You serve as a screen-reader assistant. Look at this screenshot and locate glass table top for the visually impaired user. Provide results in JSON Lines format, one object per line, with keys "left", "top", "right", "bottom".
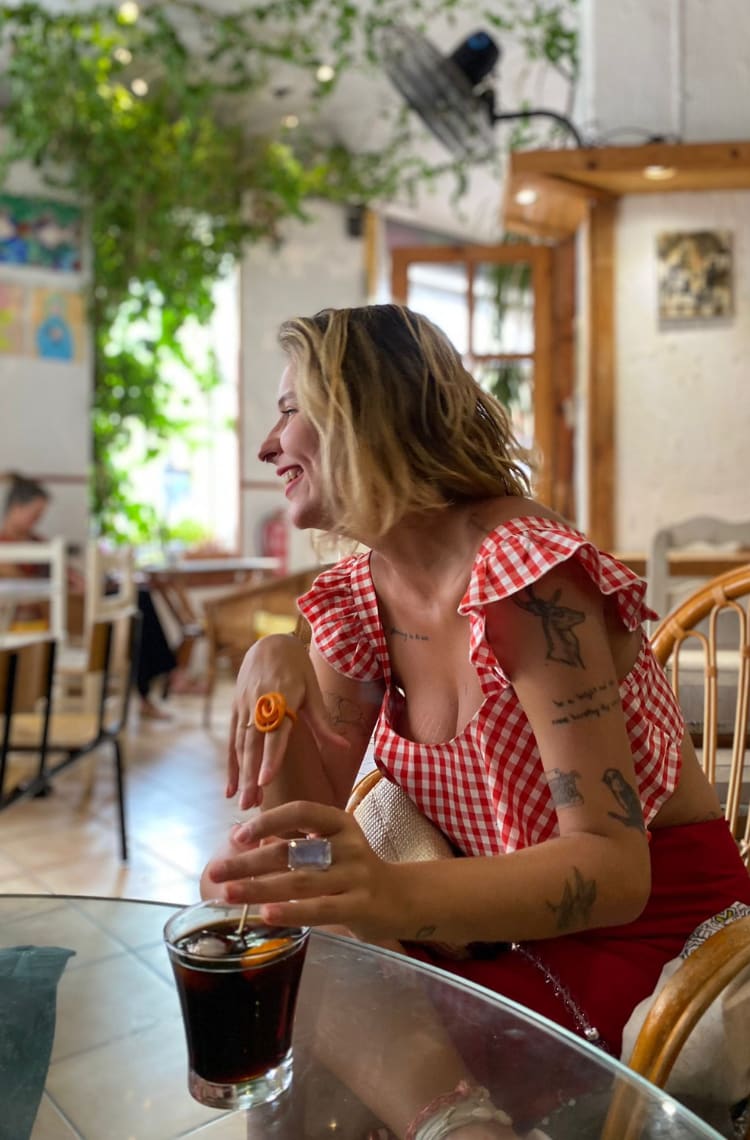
{"left": 0, "top": 894, "right": 724, "bottom": 1140}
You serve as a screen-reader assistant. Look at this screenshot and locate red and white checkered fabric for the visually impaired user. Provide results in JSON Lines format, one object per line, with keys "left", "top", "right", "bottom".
{"left": 298, "top": 517, "right": 684, "bottom": 856}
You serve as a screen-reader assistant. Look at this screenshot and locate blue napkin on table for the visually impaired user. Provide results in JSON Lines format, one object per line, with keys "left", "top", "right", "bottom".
{"left": 0, "top": 945, "right": 75, "bottom": 1140}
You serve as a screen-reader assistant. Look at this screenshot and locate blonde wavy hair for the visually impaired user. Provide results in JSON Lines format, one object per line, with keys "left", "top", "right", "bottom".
{"left": 278, "top": 304, "right": 532, "bottom": 540}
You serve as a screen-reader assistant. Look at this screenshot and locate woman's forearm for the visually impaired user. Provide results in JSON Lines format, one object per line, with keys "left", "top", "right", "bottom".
{"left": 384, "top": 830, "right": 651, "bottom": 946}
{"left": 255, "top": 720, "right": 364, "bottom": 811}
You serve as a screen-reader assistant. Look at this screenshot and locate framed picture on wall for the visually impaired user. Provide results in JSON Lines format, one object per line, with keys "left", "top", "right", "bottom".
{"left": 656, "top": 229, "right": 733, "bottom": 323}
{"left": 0, "top": 193, "right": 83, "bottom": 272}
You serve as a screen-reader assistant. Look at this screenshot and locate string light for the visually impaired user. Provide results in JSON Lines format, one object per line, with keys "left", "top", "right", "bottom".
{"left": 117, "top": 2, "right": 140, "bottom": 24}
{"left": 643, "top": 164, "right": 676, "bottom": 181}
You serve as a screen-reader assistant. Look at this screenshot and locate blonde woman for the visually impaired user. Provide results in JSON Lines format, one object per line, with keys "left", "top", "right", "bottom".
{"left": 203, "top": 305, "right": 750, "bottom": 1138}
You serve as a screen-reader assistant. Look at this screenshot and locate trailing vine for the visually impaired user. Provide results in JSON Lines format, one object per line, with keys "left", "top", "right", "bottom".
{"left": 0, "top": 0, "right": 578, "bottom": 540}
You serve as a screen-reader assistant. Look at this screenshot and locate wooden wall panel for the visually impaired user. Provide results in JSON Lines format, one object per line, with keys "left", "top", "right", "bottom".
{"left": 587, "top": 200, "right": 616, "bottom": 550}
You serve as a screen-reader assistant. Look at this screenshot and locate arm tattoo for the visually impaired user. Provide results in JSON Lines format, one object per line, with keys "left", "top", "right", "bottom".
{"left": 550, "top": 679, "right": 620, "bottom": 727}
{"left": 547, "top": 767, "right": 583, "bottom": 810}
{"left": 513, "top": 585, "right": 585, "bottom": 667}
{"left": 415, "top": 925, "right": 437, "bottom": 939}
{"left": 603, "top": 768, "right": 646, "bottom": 832}
{"left": 323, "top": 693, "right": 369, "bottom": 740}
{"left": 547, "top": 867, "right": 597, "bottom": 931}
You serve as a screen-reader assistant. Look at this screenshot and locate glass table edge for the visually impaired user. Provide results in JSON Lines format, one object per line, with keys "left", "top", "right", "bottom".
{"left": 0, "top": 894, "right": 722, "bottom": 1138}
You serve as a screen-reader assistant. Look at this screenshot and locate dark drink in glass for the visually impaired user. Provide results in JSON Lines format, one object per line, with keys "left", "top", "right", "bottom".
{"left": 164, "top": 901, "right": 309, "bottom": 1109}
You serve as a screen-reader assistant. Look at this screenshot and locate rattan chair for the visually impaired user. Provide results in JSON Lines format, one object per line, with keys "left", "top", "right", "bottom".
{"left": 602, "top": 914, "right": 750, "bottom": 1139}
{"left": 650, "top": 561, "right": 750, "bottom": 867}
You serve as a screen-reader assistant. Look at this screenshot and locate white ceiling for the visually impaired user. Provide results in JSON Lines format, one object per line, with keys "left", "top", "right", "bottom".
{"left": 6, "top": 0, "right": 577, "bottom": 243}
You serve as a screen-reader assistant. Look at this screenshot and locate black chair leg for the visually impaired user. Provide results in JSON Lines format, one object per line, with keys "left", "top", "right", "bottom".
{"left": 113, "top": 738, "right": 128, "bottom": 862}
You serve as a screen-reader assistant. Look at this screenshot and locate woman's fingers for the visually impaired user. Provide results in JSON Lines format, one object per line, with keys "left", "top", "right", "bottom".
{"left": 226, "top": 707, "right": 240, "bottom": 798}
{"left": 237, "top": 715, "right": 265, "bottom": 809}
{"left": 238, "top": 799, "right": 348, "bottom": 844}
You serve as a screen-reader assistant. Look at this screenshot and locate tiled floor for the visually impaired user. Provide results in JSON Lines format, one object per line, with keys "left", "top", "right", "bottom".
{"left": 0, "top": 676, "right": 242, "bottom": 906}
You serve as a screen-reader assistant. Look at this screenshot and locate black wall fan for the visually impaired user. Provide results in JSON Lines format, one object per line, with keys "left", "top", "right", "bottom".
{"left": 379, "top": 25, "right": 584, "bottom": 161}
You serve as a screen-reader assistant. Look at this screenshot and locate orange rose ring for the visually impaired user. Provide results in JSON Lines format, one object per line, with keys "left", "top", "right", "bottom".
{"left": 252, "top": 691, "right": 298, "bottom": 733}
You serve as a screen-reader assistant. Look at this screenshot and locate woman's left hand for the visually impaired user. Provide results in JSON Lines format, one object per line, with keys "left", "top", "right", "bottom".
{"left": 203, "top": 801, "right": 397, "bottom": 943}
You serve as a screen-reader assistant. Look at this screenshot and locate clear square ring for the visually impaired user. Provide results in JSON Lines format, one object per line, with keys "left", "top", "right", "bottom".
{"left": 287, "top": 837, "right": 332, "bottom": 871}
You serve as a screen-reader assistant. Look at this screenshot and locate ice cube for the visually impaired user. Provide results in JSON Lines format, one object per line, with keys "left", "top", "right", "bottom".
{"left": 186, "top": 933, "right": 231, "bottom": 958}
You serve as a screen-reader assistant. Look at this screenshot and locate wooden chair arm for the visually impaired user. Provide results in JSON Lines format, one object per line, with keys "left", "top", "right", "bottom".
{"left": 624, "top": 914, "right": 750, "bottom": 1088}
{"left": 602, "top": 915, "right": 750, "bottom": 1140}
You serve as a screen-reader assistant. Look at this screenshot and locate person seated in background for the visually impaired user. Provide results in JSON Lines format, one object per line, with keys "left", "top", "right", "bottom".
{"left": 0, "top": 473, "right": 85, "bottom": 624}
{"left": 200, "top": 304, "right": 750, "bottom": 1139}
{"left": 0, "top": 470, "right": 176, "bottom": 720}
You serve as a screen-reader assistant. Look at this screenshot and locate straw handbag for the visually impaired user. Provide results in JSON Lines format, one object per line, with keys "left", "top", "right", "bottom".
{"left": 348, "top": 770, "right": 456, "bottom": 864}
{"left": 348, "top": 771, "right": 472, "bottom": 958}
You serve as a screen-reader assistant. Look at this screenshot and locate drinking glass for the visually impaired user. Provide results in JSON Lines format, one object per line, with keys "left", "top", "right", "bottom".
{"left": 164, "top": 900, "right": 309, "bottom": 1109}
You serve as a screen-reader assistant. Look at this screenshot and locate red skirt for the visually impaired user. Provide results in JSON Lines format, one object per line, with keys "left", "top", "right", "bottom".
{"left": 407, "top": 819, "right": 750, "bottom": 1057}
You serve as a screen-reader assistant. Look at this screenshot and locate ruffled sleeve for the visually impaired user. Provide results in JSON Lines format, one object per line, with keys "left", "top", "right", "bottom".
{"left": 297, "top": 555, "right": 384, "bottom": 682}
{"left": 458, "top": 519, "right": 656, "bottom": 677}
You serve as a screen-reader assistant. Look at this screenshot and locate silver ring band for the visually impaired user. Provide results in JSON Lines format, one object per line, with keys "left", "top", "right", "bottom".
{"left": 288, "top": 836, "right": 332, "bottom": 871}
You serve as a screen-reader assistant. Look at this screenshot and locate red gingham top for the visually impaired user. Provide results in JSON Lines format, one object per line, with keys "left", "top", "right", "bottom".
{"left": 298, "top": 517, "right": 685, "bottom": 857}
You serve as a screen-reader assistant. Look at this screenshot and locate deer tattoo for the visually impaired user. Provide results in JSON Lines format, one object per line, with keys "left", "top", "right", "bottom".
{"left": 513, "top": 585, "right": 585, "bottom": 667}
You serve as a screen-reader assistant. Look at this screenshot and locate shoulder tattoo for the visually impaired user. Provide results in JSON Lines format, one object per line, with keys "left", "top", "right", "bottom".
{"left": 513, "top": 585, "right": 585, "bottom": 668}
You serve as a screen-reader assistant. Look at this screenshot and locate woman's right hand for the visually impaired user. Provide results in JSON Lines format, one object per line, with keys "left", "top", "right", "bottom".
{"left": 227, "top": 634, "right": 348, "bottom": 810}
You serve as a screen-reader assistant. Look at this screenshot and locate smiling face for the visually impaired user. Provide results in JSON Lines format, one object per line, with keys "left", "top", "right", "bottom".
{"left": 257, "top": 362, "right": 328, "bottom": 531}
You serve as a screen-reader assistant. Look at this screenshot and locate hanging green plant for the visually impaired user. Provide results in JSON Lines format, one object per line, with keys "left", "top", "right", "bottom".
{"left": 0, "top": 0, "right": 578, "bottom": 540}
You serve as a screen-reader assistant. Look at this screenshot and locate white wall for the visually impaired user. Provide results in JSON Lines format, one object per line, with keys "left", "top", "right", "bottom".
{"left": 0, "top": 140, "right": 90, "bottom": 547}
{"left": 239, "top": 201, "right": 367, "bottom": 572}
{"left": 580, "top": 0, "right": 750, "bottom": 548}
{"left": 615, "top": 190, "right": 750, "bottom": 547}
{"left": 580, "top": 0, "right": 750, "bottom": 143}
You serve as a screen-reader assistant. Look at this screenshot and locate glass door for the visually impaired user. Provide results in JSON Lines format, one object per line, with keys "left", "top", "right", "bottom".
{"left": 391, "top": 241, "right": 574, "bottom": 520}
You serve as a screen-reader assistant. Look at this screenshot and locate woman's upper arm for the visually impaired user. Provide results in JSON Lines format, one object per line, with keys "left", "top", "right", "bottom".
{"left": 485, "top": 560, "right": 647, "bottom": 843}
{"left": 308, "top": 641, "right": 384, "bottom": 804}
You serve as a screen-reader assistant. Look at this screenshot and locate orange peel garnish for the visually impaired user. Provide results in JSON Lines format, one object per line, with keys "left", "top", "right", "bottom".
{"left": 253, "top": 692, "right": 297, "bottom": 733}
{"left": 240, "top": 937, "right": 293, "bottom": 968}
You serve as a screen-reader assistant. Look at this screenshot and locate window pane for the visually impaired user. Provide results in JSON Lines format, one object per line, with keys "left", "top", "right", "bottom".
{"left": 406, "top": 261, "right": 469, "bottom": 354}
{"left": 474, "top": 357, "right": 534, "bottom": 455}
{"left": 473, "top": 261, "right": 533, "bottom": 355}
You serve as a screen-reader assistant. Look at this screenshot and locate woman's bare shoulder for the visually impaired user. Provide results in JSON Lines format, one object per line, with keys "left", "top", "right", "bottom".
{"left": 466, "top": 496, "right": 569, "bottom": 536}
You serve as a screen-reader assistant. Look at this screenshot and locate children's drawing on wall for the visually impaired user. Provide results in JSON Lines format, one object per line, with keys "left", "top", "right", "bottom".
{"left": 0, "top": 194, "right": 83, "bottom": 272}
{"left": 656, "top": 230, "right": 733, "bottom": 323}
{"left": 31, "top": 288, "right": 84, "bottom": 361}
{"left": 0, "top": 283, "right": 27, "bottom": 354}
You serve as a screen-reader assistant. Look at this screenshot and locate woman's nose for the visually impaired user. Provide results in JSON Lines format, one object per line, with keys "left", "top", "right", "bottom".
{"left": 258, "top": 430, "right": 279, "bottom": 464}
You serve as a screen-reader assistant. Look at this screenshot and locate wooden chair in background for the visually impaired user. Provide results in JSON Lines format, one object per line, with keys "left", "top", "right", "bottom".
{"left": 201, "top": 566, "right": 325, "bottom": 726}
{"left": 57, "top": 541, "right": 137, "bottom": 712}
{"left": 145, "top": 571, "right": 206, "bottom": 684}
{"left": 0, "top": 637, "right": 56, "bottom": 800}
{"left": 647, "top": 515, "right": 750, "bottom": 621}
{"left": 0, "top": 537, "right": 67, "bottom": 639}
{"left": 0, "top": 610, "right": 141, "bottom": 860}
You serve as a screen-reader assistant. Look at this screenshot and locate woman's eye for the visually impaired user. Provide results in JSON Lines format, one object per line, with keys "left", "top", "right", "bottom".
{"left": 281, "top": 408, "right": 297, "bottom": 419}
